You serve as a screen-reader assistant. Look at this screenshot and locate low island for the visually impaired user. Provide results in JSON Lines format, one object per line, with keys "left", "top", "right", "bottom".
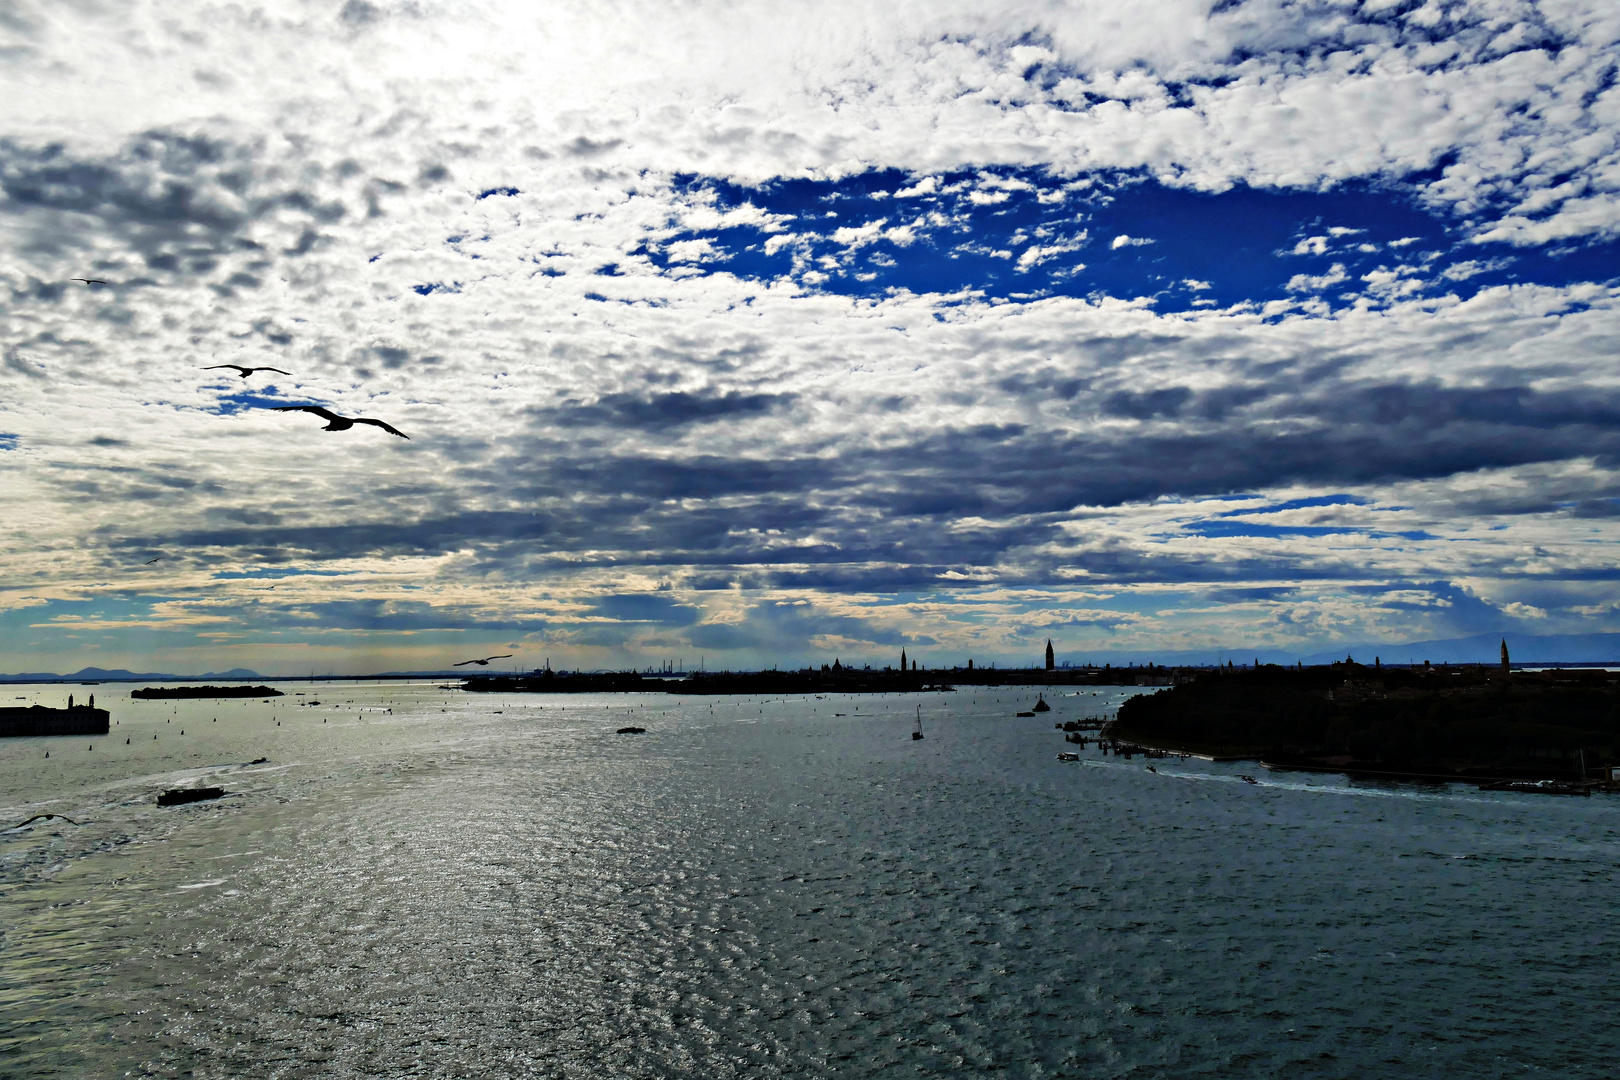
{"left": 1112, "top": 661, "right": 1618, "bottom": 783}
{"left": 131, "top": 685, "right": 284, "bottom": 699}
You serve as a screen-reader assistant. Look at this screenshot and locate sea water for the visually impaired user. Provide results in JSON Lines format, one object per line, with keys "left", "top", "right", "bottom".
{"left": 1, "top": 681, "right": 1616, "bottom": 1078}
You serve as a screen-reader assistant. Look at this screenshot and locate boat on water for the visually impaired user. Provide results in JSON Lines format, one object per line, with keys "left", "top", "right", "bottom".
{"left": 1032, "top": 694, "right": 1051, "bottom": 713}
{"left": 1057, "top": 751, "right": 1079, "bottom": 761}
{"left": 1239, "top": 774, "right": 1259, "bottom": 784}
{"left": 157, "top": 786, "right": 224, "bottom": 806}
{"left": 1478, "top": 778, "right": 1590, "bottom": 796}
{"left": 912, "top": 705, "right": 924, "bottom": 740}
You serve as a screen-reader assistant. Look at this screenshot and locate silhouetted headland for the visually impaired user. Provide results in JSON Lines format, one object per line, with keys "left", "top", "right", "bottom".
{"left": 1, "top": 699, "right": 110, "bottom": 736}
{"left": 132, "top": 685, "right": 284, "bottom": 699}
{"left": 1112, "top": 659, "right": 1620, "bottom": 785}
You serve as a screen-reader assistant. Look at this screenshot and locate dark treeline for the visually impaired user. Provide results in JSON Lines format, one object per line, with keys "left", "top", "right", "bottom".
{"left": 131, "top": 685, "right": 284, "bottom": 699}
{"left": 1113, "top": 663, "right": 1620, "bottom": 779}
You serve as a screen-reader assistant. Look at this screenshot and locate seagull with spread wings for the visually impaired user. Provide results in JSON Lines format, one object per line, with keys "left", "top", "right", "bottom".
{"left": 203, "top": 364, "right": 293, "bottom": 379}
{"left": 71, "top": 278, "right": 108, "bottom": 285}
{"left": 454, "top": 654, "right": 513, "bottom": 667}
{"left": 271, "top": 405, "right": 409, "bottom": 439}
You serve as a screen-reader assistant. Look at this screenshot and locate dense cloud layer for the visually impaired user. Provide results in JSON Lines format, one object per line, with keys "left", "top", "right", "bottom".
{"left": 1, "top": 0, "right": 1617, "bottom": 673}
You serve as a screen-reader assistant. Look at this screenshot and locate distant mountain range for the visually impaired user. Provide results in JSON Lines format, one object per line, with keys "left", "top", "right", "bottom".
{"left": 0, "top": 666, "right": 267, "bottom": 682}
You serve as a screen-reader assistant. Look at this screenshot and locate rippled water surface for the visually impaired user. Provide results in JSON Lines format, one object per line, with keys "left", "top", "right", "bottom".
{"left": 2, "top": 681, "right": 1617, "bottom": 1078}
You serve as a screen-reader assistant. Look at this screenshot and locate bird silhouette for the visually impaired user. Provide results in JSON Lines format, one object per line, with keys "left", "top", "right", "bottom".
{"left": 454, "top": 654, "right": 513, "bottom": 666}
{"left": 144, "top": 556, "right": 164, "bottom": 565}
{"left": 71, "top": 278, "right": 108, "bottom": 285}
{"left": 271, "top": 405, "right": 409, "bottom": 439}
{"left": 203, "top": 364, "right": 292, "bottom": 379}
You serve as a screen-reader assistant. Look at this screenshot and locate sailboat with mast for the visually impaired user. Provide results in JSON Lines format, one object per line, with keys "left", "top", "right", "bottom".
{"left": 913, "top": 705, "right": 924, "bottom": 740}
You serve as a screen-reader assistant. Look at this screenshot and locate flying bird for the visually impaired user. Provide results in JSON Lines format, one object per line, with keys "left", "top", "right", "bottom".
{"left": 454, "top": 654, "right": 513, "bottom": 667}
{"left": 71, "top": 278, "right": 108, "bottom": 285}
{"left": 203, "top": 364, "right": 293, "bottom": 379}
{"left": 144, "top": 556, "right": 164, "bottom": 565}
{"left": 271, "top": 405, "right": 409, "bottom": 439}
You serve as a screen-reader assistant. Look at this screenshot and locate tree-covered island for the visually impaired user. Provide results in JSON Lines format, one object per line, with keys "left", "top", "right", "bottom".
{"left": 1112, "top": 661, "right": 1619, "bottom": 781}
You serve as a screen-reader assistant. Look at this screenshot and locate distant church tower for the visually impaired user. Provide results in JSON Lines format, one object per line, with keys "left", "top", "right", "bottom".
{"left": 1045, "top": 639, "right": 1055, "bottom": 671}
{"left": 900, "top": 648, "right": 907, "bottom": 672}
{"left": 1500, "top": 638, "right": 1510, "bottom": 674}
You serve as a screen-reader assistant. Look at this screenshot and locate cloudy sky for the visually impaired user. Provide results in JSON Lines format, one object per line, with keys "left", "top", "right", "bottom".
{"left": 2, "top": 0, "right": 1618, "bottom": 674}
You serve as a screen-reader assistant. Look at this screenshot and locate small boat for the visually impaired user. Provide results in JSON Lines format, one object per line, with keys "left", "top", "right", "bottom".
{"left": 1031, "top": 694, "right": 1050, "bottom": 713}
{"left": 912, "top": 705, "right": 924, "bottom": 740}
{"left": 615, "top": 726, "right": 646, "bottom": 735}
{"left": 157, "top": 786, "right": 224, "bottom": 806}
{"left": 1239, "top": 774, "right": 1258, "bottom": 784}
{"left": 1016, "top": 711, "right": 1036, "bottom": 717}
{"left": 1057, "top": 752, "right": 1079, "bottom": 761}
{"left": 1146, "top": 764, "right": 1156, "bottom": 773}
{"left": 1478, "top": 779, "right": 1589, "bottom": 796}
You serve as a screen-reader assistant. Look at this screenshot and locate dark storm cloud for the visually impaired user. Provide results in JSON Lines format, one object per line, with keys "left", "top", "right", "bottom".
{"left": 259, "top": 598, "right": 546, "bottom": 633}
{"left": 586, "top": 594, "right": 702, "bottom": 625}
{"left": 542, "top": 388, "right": 793, "bottom": 432}
{"left": 867, "top": 380, "right": 1620, "bottom": 520}
{"left": 0, "top": 132, "right": 344, "bottom": 278}
{"left": 77, "top": 368, "right": 1616, "bottom": 592}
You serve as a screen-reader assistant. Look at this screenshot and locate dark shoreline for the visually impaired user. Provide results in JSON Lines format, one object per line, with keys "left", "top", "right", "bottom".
{"left": 1111, "top": 663, "right": 1620, "bottom": 785}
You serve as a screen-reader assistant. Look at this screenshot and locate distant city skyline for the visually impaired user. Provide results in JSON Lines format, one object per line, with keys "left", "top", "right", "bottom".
{"left": 2, "top": 2, "right": 1618, "bottom": 675}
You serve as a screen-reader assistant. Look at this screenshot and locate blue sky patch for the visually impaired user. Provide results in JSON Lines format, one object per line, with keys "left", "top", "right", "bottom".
{"left": 1219, "top": 494, "right": 1368, "bottom": 517}
{"left": 197, "top": 388, "right": 296, "bottom": 415}
{"left": 1182, "top": 520, "right": 1437, "bottom": 541}
{"left": 649, "top": 170, "right": 1620, "bottom": 311}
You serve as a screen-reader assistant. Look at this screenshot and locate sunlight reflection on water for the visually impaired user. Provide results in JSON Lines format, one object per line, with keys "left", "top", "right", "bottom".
{"left": 1, "top": 682, "right": 1617, "bottom": 1077}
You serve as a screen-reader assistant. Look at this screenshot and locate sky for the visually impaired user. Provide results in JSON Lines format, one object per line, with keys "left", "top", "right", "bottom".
{"left": 2, "top": 0, "right": 1619, "bottom": 675}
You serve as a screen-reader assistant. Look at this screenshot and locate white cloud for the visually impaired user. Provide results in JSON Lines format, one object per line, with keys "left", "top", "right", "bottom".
{"left": 665, "top": 238, "right": 726, "bottom": 262}
{"left": 1285, "top": 263, "right": 1349, "bottom": 292}
{"left": 1, "top": 0, "right": 1619, "bottom": 671}
{"left": 1110, "top": 234, "right": 1153, "bottom": 249}
{"left": 831, "top": 219, "right": 888, "bottom": 248}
